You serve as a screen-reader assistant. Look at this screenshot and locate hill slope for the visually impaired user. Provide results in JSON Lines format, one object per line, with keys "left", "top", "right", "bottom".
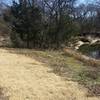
{"left": 0, "top": 48, "right": 99, "bottom": 100}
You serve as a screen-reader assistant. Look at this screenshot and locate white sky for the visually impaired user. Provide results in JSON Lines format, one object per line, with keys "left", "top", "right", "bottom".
{"left": 2, "top": 0, "right": 96, "bottom": 5}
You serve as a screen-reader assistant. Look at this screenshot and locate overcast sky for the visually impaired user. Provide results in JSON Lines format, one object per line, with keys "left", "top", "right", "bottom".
{"left": 1, "top": 0, "right": 95, "bottom": 5}
{"left": 78, "top": 0, "right": 96, "bottom": 4}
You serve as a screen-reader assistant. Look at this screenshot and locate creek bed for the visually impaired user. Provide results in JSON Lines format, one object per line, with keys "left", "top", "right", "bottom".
{"left": 89, "top": 50, "right": 100, "bottom": 59}
{"left": 79, "top": 44, "right": 100, "bottom": 60}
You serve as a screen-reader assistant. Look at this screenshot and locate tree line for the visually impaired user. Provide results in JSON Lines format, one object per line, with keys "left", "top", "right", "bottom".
{"left": 1, "top": 0, "right": 100, "bottom": 49}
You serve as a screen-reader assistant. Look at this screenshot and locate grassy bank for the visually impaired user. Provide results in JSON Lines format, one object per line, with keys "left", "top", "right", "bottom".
{"left": 5, "top": 48, "right": 100, "bottom": 96}
{"left": 64, "top": 47, "right": 100, "bottom": 67}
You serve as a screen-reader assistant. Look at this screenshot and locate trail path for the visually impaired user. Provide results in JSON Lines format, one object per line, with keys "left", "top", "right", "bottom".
{"left": 0, "top": 48, "right": 99, "bottom": 100}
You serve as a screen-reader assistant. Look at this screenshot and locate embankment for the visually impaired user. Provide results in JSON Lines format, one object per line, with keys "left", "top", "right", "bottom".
{"left": 64, "top": 47, "right": 100, "bottom": 67}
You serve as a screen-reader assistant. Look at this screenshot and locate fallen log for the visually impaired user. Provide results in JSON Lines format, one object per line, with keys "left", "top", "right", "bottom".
{"left": 63, "top": 47, "right": 100, "bottom": 67}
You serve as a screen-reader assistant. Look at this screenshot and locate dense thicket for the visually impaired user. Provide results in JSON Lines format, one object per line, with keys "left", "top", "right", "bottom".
{"left": 10, "top": 0, "right": 42, "bottom": 48}
{"left": 2, "top": 0, "right": 100, "bottom": 48}
{"left": 3, "top": 0, "right": 79, "bottom": 48}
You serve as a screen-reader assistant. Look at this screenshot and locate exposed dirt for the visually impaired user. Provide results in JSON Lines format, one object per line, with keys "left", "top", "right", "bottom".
{"left": 0, "top": 48, "right": 99, "bottom": 100}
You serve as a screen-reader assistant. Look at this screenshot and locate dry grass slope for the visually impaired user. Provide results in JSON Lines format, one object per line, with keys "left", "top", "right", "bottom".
{"left": 0, "top": 48, "right": 99, "bottom": 100}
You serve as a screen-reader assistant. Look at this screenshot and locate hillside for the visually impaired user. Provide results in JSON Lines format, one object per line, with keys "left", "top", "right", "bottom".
{"left": 0, "top": 48, "right": 99, "bottom": 100}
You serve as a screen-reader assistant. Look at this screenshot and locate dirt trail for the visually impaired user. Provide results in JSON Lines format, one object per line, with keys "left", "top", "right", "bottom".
{"left": 0, "top": 48, "right": 99, "bottom": 100}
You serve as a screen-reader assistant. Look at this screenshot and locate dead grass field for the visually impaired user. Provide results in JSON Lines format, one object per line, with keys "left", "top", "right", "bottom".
{"left": 0, "top": 48, "right": 99, "bottom": 100}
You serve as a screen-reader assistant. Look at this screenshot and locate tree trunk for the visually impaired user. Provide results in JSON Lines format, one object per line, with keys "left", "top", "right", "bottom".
{"left": 27, "top": 34, "right": 30, "bottom": 48}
